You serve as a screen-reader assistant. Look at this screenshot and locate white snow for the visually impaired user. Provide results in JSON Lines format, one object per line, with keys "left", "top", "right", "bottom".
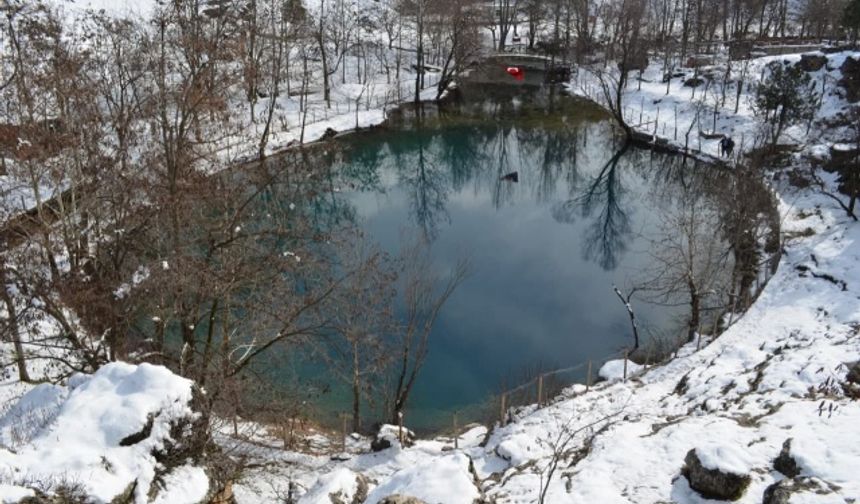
{"left": 0, "top": 362, "right": 201, "bottom": 503}
{"left": 693, "top": 445, "right": 754, "bottom": 475}
{"left": 598, "top": 358, "right": 645, "bottom": 381}
{"left": 298, "top": 468, "right": 362, "bottom": 504}
{"left": 152, "top": 464, "right": 210, "bottom": 504}
{"left": 363, "top": 453, "right": 479, "bottom": 504}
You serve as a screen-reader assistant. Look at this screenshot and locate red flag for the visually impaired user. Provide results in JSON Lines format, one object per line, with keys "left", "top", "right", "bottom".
{"left": 505, "top": 66, "right": 525, "bottom": 81}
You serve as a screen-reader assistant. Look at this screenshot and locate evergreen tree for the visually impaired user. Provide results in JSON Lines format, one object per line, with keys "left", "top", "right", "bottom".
{"left": 754, "top": 62, "right": 819, "bottom": 146}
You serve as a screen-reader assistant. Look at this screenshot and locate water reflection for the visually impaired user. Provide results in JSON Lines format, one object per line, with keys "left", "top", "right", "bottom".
{"left": 272, "top": 95, "right": 739, "bottom": 427}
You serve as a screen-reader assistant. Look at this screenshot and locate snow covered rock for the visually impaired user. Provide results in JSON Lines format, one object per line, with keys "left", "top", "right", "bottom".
{"left": 598, "top": 358, "right": 644, "bottom": 382}
{"left": 762, "top": 477, "right": 840, "bottom": 504}
{"left": 0, "top": 362, "right": 210, "bottom": 503}
{"left": 682, "top": 446, "right": 753, "bottom": 501}
{"left": 371, "top": 424, "right": 415, "bottom": 452}
{"left": 377, "top": 496, "right": 427, "bottom": 504}
{"left": 364, "top": 453, "right": 479, "bottom": 504}
{"left": 299, "top": 468, "right": 369, "bottom": 504}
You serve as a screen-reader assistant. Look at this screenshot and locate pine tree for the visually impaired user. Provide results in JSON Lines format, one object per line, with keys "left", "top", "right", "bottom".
{"left": 754, "top": 62, "right": 819, "bottom": 146}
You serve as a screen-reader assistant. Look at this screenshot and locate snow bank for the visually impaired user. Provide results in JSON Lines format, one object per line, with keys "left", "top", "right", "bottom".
{"left": 298, "top": 468, "right": 363, "bottom": 504}
{"left": 151, "top": 464, "right": 210, "bottom": 504}
{"left": 364, "top": 453, "right": 479, "bottom": 504}
{"left": 598, "top": 358, "right": 644, "bottom": 381}
{"left": 0, "top": 362, "right": 207, "bottom": 503}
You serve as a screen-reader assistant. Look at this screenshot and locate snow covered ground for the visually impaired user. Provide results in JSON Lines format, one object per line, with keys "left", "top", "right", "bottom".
{"left": 570, "top": 51, "right": 858, "bottom": 160}
{"left": 0, "top": 362, "right": 208, "bottom": 503}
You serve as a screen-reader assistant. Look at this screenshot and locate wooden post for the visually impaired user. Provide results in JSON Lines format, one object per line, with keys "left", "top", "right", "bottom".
{"left": 341, "top": 413, "right": 347, "bottom": 453}
{"left": 586, "top": 360, "right": 592, "bottom": 392}
{"left": 674, "top": 105, "right": 678, "bottom": 140}
{"left": 537, "top": 375, "right": 544, "bottom": 407}
{"left": 453, "top": 412, "right": 459, "bottom": 450}
{"left": 397, "top": 412, "right": 404, "bottom": 445}
{"left": 623, "top": 350, "right": 628, "bottom": 382}
{"left": 500, "top": 393, "right": 507, "bottom": 426}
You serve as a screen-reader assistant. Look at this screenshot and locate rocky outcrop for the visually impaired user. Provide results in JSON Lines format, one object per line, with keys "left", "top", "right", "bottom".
{"left": 762, "top": 477, "right": 834, "bottom": 504}
{"left": 682, "top": 448, "right": 751, "bottom": 501}
{"left": 846, "top": 361, "right": 860, "bottom": 385}
{"left": 798, "top": 54, "right": 827, "bottom": 72}
{"left": 772, "top": 439, "right": 800, "bottom": 478}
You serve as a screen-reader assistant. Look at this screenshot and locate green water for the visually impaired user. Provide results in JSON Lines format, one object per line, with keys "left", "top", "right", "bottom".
{"left": 258, "top": 90, "right": 729, "bottom": 430}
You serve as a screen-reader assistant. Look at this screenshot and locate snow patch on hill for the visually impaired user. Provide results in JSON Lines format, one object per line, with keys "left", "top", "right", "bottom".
{"left": 0, "top": 362, "right": 205, "bottom": 503}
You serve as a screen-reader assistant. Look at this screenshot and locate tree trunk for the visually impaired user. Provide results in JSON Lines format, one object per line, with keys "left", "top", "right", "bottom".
{"left": 352, "top": 340, "right": 361, "bottom": 433}
{"left": 1, "top": 267, "right": 30, "bottom": 382}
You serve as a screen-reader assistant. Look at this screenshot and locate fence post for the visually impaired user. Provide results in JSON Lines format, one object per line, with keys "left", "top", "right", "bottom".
{"left": 623, "top": 350, "right": 628, "bottom": 382}
{"left": 453, "top": 412, "right": 459, "bottom": 450}
{"left": 674, "top": 105, "right": 678, "bottom": 140}
{"left": 397, "top": 412, "right": 404, "bottom": 444}
{"left": 586, "top": 360, "right": 592, "bottom": 392}
{"left": 341, "top": 413, "right": 347, "bottom": 453}
{"left": 537, "top": 374, "right": 544, "bottom": 407}
{"left": 499, "top": 393, "right": 507, "bottom": 427}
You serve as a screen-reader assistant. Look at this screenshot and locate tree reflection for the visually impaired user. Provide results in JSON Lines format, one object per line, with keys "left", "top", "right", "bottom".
{"left": 552, "top": 143, "right": 631, "bottom": 270}
{"left": 394, "top": 125, "right": 450, "bottom": 242}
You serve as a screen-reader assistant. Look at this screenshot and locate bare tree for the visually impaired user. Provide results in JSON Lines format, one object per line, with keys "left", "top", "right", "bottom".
{"left": 389, "top": 240, "right": 468, "bottom": 423}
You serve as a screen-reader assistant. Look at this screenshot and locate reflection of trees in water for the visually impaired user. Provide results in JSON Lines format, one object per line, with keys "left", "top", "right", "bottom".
{"left": 552, "top": 143, "right": 631, "bottom": 271}
{"left": 437, "top": 126, "right": 485, "bottom": 192}
{"left": 391, "top": 127, "right": 451, "bottom": 242}
{"left": 272, "top": 149, "right": 359, "bottom": 232}
{"left": 516, "top": 125, "right": 584, "bottom": 204}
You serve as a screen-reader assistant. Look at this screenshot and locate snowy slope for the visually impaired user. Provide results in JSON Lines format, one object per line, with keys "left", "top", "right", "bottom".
{"left": 0, "top": 362, "right": 208, "bottom": 504}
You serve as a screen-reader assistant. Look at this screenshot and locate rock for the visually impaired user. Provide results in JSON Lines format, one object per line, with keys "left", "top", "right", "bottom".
{"left": 773, "top": 439, "right": 800, "bottom": 478}
{"left": 151, "top": 385, "right": 210, "bottom": 471}
{"left": 762, "top": 477, "right": 832, "bottom": 504}
{"left": 370, "top": 436, "right": 392, "bottom": 452}
{"left": 686, "top": 54, "right": 715, "bottom": 68}
{"left": 110, "top": 481, "right": 137, "bottom": 504}
{"left": 729, "top": 40, "right": 754, "bottom": 60}
{"left": 827, "top": 144, "right": 860, "bottom": 169}
{"left": 682, "top": 448, "right": 752, "bottom": 501}
{"left": 684, "top": 77, "right": 705, "bottom": 88}
{"left": 799, "top": 53, "right": 827, "bottom": 72}
{"left": 846, "top": 361, "right": 860, "bottom": 385}
{"left": 371, "top": 424, "right": 415, "bottom": 452}
{"left": 378, "top": 496, "right": 427, "bottom": 504}
{"left": 299, "top": 469, "right": 369, "bottom": 504}
{"left": 839, "top": 57, "right": 860, "bottom": 102}
{"left": 322, "top": 127, "right": 338, "bottom": 139}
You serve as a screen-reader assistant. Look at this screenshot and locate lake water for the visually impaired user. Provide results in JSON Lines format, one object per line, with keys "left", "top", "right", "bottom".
{"left": 271, "top": 87, "right": 729, "bottom": 430}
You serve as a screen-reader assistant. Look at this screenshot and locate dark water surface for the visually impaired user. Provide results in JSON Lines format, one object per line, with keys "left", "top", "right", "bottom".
{"left": 273, "top": 89, "right": 726, "bottom": 429}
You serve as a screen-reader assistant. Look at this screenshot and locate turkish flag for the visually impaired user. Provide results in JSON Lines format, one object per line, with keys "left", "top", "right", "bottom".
{"left": 506, "top": 66, "right": 525, "bottom": 81}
